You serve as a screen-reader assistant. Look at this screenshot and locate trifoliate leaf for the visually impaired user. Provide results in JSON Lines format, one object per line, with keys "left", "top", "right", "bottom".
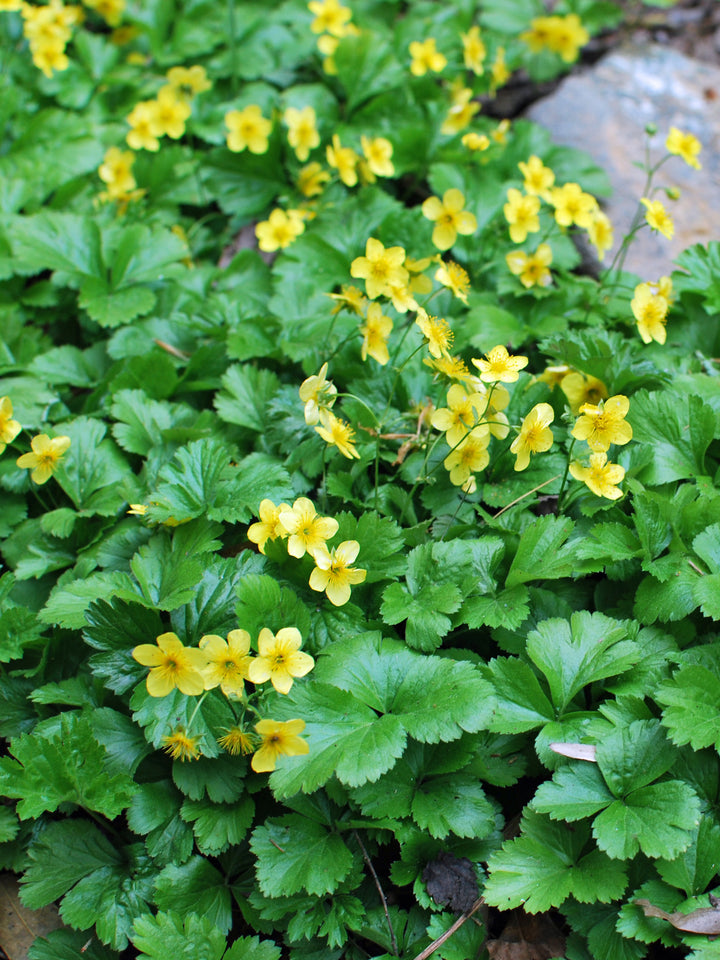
{"left": 126, "top": 780, "right": 194, "bottom": 866}
{"left": 224, "top": 936, "right": 282, "bottom": 960}
{"left": 505, "top": 515, "right": 575, "bottom": 587}
{"left": 180, "top": 795, "right": 255, "bottom": 855}
{"left": 533, "top": 762, "right": 615, "bottom": 822}
{"left": 333, "top": 511, "right": 406, "bottom": 583}
{"left": 79, "top": 279, "right": 156, "bottom": 328}
{"left": 251, "top": 814, "right": 356, "bottom": 897}
{"left": 209, "top": 453, "right": 294, "bottom": 524}
{"left": 595, "top": 720, "right": 677, "bottom": 796}
{"left": 411, "top": 775, "right": 496, "bottom": 840}
{"left": 83, "top": 598, "right": 165, "bottom": 695}
{"left": 484, "top": 811, "right": 628, "bottom": 912}
{"left": 110, "top": 389, "right": 176, "bottom": 456}
{"left": 656, "top": 663, "right": 720, "bottom": 751}
{"left": 381, "top": 580, "right": 461, "bottom": 651}
{"left": 54, "top": 417, "right": 129, "bottom": 516}
{"left": 90, "top": 707, "right": 153, "bottom": 778}
{"left": 10, "top": 210, "right": 103, "bottom": 278}
{"left": 171, "top": 753, "right": 246, "bottom": 803}
{"left": 694, "top": 573, "right": 720, "bottom": 620}
{"left": 628, "top": 391, "right": 717, "bottom": 483}
{"left": 634, "top": 568, "right": 698, "bottom": 624}
{"left": 592, "top": 781, "right": 701, "bottom": 860}
{"left": 21, "top": 820, "right": 122, "bottom": 909}
{"left": 234, "top": 573, "right": 312, "bottom": 644}
{"left": 460, "top": 585, "right": 530, "bottom": 630}
{"left": 0, "top": 712, "right": 136, "bottom": 820}
{"left": 574, "top": 521, "right": 642, "bottom": 563}
{"left": 214, "top": 364, "right": 280, "bottom": 431}
{"left": 484, "top": 657, "right": 555, "bottom": 733}
{"left": 128, "top": 534, "right": 205, "bottom": 611}
{"left": 131, "top": 910, "right": 227, "bottom": 960}
{"left": 148, "top": 438, "right": 235, "bottom": 522}
{"left": 40, "top": 570, "right": 137, "bottom": 630}
{"left": 525, "top": 611, "right": 635, "bottom": 713}
{"left": 154, "top": 857, "right": 233, "bottom": 934}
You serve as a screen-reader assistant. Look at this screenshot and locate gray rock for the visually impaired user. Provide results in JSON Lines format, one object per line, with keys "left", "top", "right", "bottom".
{"left": 526, "top": 44, "right": 720, "bottom": 280}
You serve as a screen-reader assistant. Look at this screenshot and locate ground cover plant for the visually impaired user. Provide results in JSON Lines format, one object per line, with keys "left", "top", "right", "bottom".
{"left": 1, "top": 0, "right": 719, "bottom": 957}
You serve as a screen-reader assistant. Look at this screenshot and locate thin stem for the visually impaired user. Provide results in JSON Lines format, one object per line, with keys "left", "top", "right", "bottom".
{"left": 227, "top": 0, "right": 238, "bottom": 95}
{"left": 353, "top": 831, "right": 398, "bottom": 956}
{"left": 186, "top": 691, "right": 209, "bottom": 731}
{"left": 411, "top": 899, "right": 485, "bottom": 960}
{"left": 493, "top": 474, "right": 561, "bottom": 519}
{"left": 556, "top": 437, "right": 577, "bottom": 513}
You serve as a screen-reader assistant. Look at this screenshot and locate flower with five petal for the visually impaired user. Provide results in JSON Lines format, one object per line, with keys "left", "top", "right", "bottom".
{"left": 199, "top": 629, "right": 254, "bottom": 697}
{"left": 361, "top": 302, "right": 393, "bottom": 365}
{"left": 416, "top": 310, "right": 454, "bottom": 359}
{"left": 435, "top": 261, "right": 471, "bottom": 303}
{"left": 247, "top": 499, "right": 291, "bottom": 554}
{"left": 472, "top": 345, "right": 528, "bottom": 383}
{"left": 505, "top": 244, "right": 553, "bottom": 288}
{"left": 571, "top": 395, "right": 632, "bottom": 452}
{"left": 409, "top": 37, "right": 447, "bottom": 76}
{"left": 248, "top": 627, "right": 314, "bottom": 694}
{"left": 350, "top": 238, "right": 408, "bottom": 299}
{"left": 284, "top": 105, "right": 320, "bottom": 161}
{"left": 666, "top": 127, "right": 701, "bottom": 170}
{"left": 16, "top": 434, "right": 71, "bottom": 484}
{"left": 431, "top": 384, "right": 489, "bottom": 447}
{"left": 422, "top": 189, "right": 477, "bottom": 251}
{"left": 550, "top": 182, "right": 597, "bottom": 229}
{"left": 309, "top": 540, "right": 367, "bottom": 606}
{"left": 510, "top": 402, "right": 554, "bottom": 471}
{"left": 0, "top": 397, "right": 21, "bottom": 454}
{"left": 251, "top": 718, "right": 309, "bottom": 772}
{"left": 631, "top": 282, "right": 669, "bottom": 345}
{"left": 225, "top": 104, "right": 272, "bottom": 154}
{"left": 570, "top": 452, "right": 625, "bottom": 500}
{"left": 503, "top": 188, "right": 540, "bottom": 243}
{"left": 641, "top": 198, "right": 674, "bottom": 239}
{"left": 132, "top": 632, "right": 208, "bottom": 697}
{"left": 443, "top": 432, "right": 490, "bottom": 486}
{"left": 279, "top": 497, "right": 339, "bottom": 559}
{"left": 299, "top": 362, "right": 337, "bottom": 425}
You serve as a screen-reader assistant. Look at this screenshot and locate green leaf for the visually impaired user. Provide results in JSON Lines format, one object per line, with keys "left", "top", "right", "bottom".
{"left": 40, "top": 570, "right": 137, "bottom": 630}
{"left": 224, "top": 937, "right": 281, "bottom": 960}
{"left": 10, "top": 210, "right": 103, "bottom": 279}
{"left": 126, "top": 780, "right": 194, "bottom": 866}
{"left": 335, "top": 32, "right": 405, "bottom": 112}
{"left": 234, "top": 572, "right": 311, "bottom": 640}
{"left": 574, "top": 522, "right": 642, "bottom": 564}
{"left": 333, "top": 511, "right": 406, "bottom": 584}
{"left": 526, "top": 611, "right": 635, "bottom": 713}
{"left": 505, "top": 515, "right": 576, "bottom": 587}
{"left": 381, "top": 580, "right": 461, "bottom": 651}
{"left": 209, "top": 453, "right": 294, "bottom": 524}
{"left": 656, "top": 817, "right": 720, "bottom": 898}
{"left": 54, "top": 417, "right": 129, "bottom": 516}
{"left": 674, "top": 241, "right": 720, "bottom": 313}
{"left": 628, "top": 391, "right": 717, "bottom": 483}
{"left": 461, "top": 585, "right": 530, "bottom": 630}
{"left": 484, "top": 810, "right": 628, "bottom": 912}
{"left": 251, "top": 813, "right": 355, "bottom": 897}
{"left": 214, "top": 364, "right": 280, "bottom": 431}
{"left": 0, "top": 712, "right": 136, "bottom": 820}
{"left": 533, "top": 762, "right": 615, "bottom": 821}
{"left": 656, "top": 664, "right": 720, "bottom": 751}
{"left": 634, "top": 568, "right": 698, "bottom": 624}
{"left": 593, "top": 781, "right": 701, "bottom": 859}
{"left": 79, "top": 279, "right": 156, "bottom": 328}
{"left": 110, "top": 389, "right": 176, "bottom": 456}
{"left": 20, "top": 820, "right": 121, "bottom": 908}
{"left": 180, "top": 795, "right": 254, "bottom": 855}
{"left": 83, "top": 598, "right": 165, "bottom": 695}
{"left": 171, "top": 754, "right": 246, "bottom": 803}
{"left": 694, "top": 573, "right": 720, "bottom": 620}
{"left": 485, "top": 657, "right": 555, "bottom": 733}
{"left": 129, "top": 534, "right": 205, "bottom": 611}
{"left": 148, "top": 438, "right": 235, "bottom": 522}
{"left": 131, "top": 910, "right": 227, "bottom": 960}
{"left": 154, "top": 857, "right": 233, "bottom": 934}
{"left": 411, "top": 774, "right": 496, "bottom": 840}
{"left": 595, "top": 720, "right": 677, "bottom": 796}
{"left": 28, "top": 928, "right": 118, "bottom": 960}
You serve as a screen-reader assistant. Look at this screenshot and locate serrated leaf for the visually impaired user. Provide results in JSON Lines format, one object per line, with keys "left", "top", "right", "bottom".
{"left": 10, "top": 210, "right": 103, "bottom": 278}
{"left": 381, "top": 580, "right": 461, "bottom": 651}
{"left": 629, "top": 391, "right": 717, "bottom": 483}
{"left": 694, "top": 574, "right": 720, "bottom": 620}
{"left": 460, "top": 584, "right": 530, "bottom": 630}
{"left": 595, "top": 720, "right": 677, "bottom": 796}
{"left": 79, "top": 279, "right": 156, "bottom": 327}
{"left": 148, "top": 438, "right": 235, "bottom": 522}
{"left": 54, "top": 417, "right": 129, "bottom": 515}
{"left": 223, "top": 936, "right": 281, "bottom": 960}
{"left": 526, "top": 611, "right": 635, "bottom": 713}
{"left": 214, "top": 364, "right": 280, "bottom": 431}
{"left": 234, "top": 572, "right": 311, "bottom": 640}
{"left": 334, "top": 511, "right": 406, "bottom": 584}
{"left": 250, "top": 814, "right": 355, "bottom": 897}
{"left": 411, "top": 775, "right": 496, "bottom": 840}
{"left": 131, "top": 910, "right": 227, "bottom": 960}
{"left": 154, "top": 857, "right": 232, "bottom": 933}
{"left": 634, "top": 568, "right": 698, "bottom": 624}
{"left": 505, "top": 515, "right": 575, "bottom": 587}
{"left": 180, "top": 795, "right": 254, "bottom": 855}
{"left": 110, "top": 389, "right": 176, "bottom": 456}
{"left": 574, "top": 522, "right": 642, "bottom": 563}
{"left": 40, "top": 571, "right": 136, "bottom": 629}
{"left": 533, "top": 762, "right": 615, "bottom": 821}
{"left": 209, "top": 453, "right": 294, "bottom": 523}
{"left": 126, "top": 780, "right": 194, "bottom": 866}
{"left": 28, "top": 928, "right": 118, "bottom": 960}
{"left": 129, "top": 534, "right": 205, "bottom": 611}
{"left": 593, "top": 781, "right": 701, "bottom": 860}
{"left": 485, "top": 657, "right": 555, "bottom": 733}
{"left": 656, "top": 664, "right": 720, "bottom": 751}
{"left": 656, "top": 817, "right": 720, "bottom": 898}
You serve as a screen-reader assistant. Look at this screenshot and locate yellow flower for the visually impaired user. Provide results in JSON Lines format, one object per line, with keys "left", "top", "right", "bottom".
{"left": 443, "top": 432, "right": 490, "bottom": 487}
{"left": 571, "top": 395, "right": 632, "bottom": 452}
{"left": 284, "top": 105, "right": 320, "bottom": 162}
{"left": 225, "top": 104, "right": 272, "bottom": 154}
{"left": 255, "top": 209, "right": 305, "bottom": 252}
{"left": 461, "top": 25, "right": 486, "bottom": 74}
{"left": 631, "top": 282, "right": 669, "bottom": 345}
{"left": 505, "top": 244, "right": 553, "bottom": 289}
{"left": 570, "top": 452, "right": 625, "bottom": 500}
{"left": 279, "top": 497, "right": 339, "bottom": 559}
{"left": 518, "top": 155, "right": 554, "bottom": 200}
{"left": 126, "top": 101, "right": 162, "bottom": 151}
{"left": 422, "top": 188, "right": 477, "bottom": 251}
{"left": 98, "top": 146, "right": 136, "bottom": 198}
{"left": 435, "top": 261, "right": 470, "bottom": 303}
{"left": 309, "top": 540, "right": 367, "bottom": 606}
{"left": 165, "top": 65, "right": 212, "bottom": 97}
{"left": 0, "top": 397, "right": 21, "bottom": 453}
{"left": 308, "top": 0, "right": 352, "bottom": 37}
{"left": 162, "top": 728, "right": 201, "bottom": 762}
{"left": 641, "top": 198, "right": 674, "bottom": 240}
{"left": 328, "top": 285, "right": 367, "bottom": 317}
{"left": 416, "top": 310, "right": 454, "bottom": 359}
{"left": 350, "top": 237, "right": 408, "bottom": 299}
{"left": 315, "top": 413, "right": 361, "bottom": 459}
{"left": 132, "top": 632, "right": 208, "bottom": 697}
{"left": 587, "top": 210, "right": 614, "bottom": 261}
{"left": 153, "top": 85, "right": 191, "bottom": 139}
{"left": 472, "top": 345, "right": 528, "bottom": 384}
{"left": 0, "top": 0, "right": 22, "bottom": 9}
{"left": 537, "top": 364, "right": 571, "bottom": 389}
{"left": 425, "top": 354, "right": 472, "bottom": 382}
{"left": 317, "top": 32, "right": 339, "bottom": 74}
{"left": 85, "top": 0, "right": 125, "bottom": 26}
{"left": 522, "top": 14, "right": 588, "bottom": 63}
{"left": 247, "top": 498, "right": 291, "bottom": 553}
{"left": 491, "top": 119, "right": 511, "bottom": 144}
{"left": 248, "top": 626, "right": 314, "bottom": 694}
{"left": 666, "top": 126, "right": 701, "bottom": 170}
{"left": 654, "top": 275, "right": 674, "bottom": 304}
{"left": 510, "top": 403, "right": 554, "bottom": 471}
{"left": 440, "top": 86, "right": 480, "bottom": 136}
{"left": 199, "top": 630, "right": 253, "bottom": 698}
{"left": 16, "top": 433, "right": 71, "bottom": 484}
{"left": 550, "top": 182, "right": 597, "bottom": 229}
{"left": 297, "top": 161, "right": 331, "bottom": 197}
{"left": 127, "top": 503, "right": 149, "bottom": 517}
{"left": 361, "top": 136, "right": 394, "bottom": 178}
{"left": 462, "top": 132, "right": 490, "bottom": 152}
{"left": 251, "top": 718, "right": 309, "bottom": 772}
{"left": 361, "top": 302, "right": 393, "bottom": 365}
{"left": 503, "top": 188, "right": 540, "bottom": 244}
{"left": 431, "top": 384, "right": 488, "bottom": 447}
{"left": 409, "top": 37, "right": 447, "bottom": 76}
{"left": 217, "top": 725, "right": 255, "bottom": 756}
{"left": 299, "top": 362, "right": 337, "bottom": 424}
{"left": 490, "top": 46, "right": 510, "bottom": 91}
{"left": 31, "top": 40, "right": 69, "bottom": 77}
{"left": 326, "top": 133, "right": 359, "bottom": 187}
{"left": 560, "top": 371, "right": 608, "bottom": 413}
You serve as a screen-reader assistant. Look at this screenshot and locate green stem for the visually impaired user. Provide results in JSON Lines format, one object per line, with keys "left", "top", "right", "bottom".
{"left": 556, "top": 437, "right": 577, "bottom": 514}
{"left": 186, "top": 691, "right": 209, "bottom": 731}
{"left": 227, "top": 0, "right": 238, "bottom": 94}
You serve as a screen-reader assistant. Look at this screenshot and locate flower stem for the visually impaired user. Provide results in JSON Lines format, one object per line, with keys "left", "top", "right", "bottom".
{"left": 556, "top": 437, "right": 577, "bottom": 513}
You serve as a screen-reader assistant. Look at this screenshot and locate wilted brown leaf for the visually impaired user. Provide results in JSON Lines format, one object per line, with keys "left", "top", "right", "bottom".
{"left": 0, "top": 873, "right": 62, "bottom": 960}
{"left": 548, "top": 742, "right": 597, "bottom": 762}
{"left": 635, "top": 898, "right": 720, "bottom": 934}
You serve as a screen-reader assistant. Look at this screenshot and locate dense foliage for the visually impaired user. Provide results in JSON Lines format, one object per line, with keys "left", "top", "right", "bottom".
{"left": 1, "top": 0, "right": 719, "bottom": 958}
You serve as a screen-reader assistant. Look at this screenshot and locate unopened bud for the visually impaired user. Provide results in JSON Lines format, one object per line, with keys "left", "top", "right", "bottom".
{"left": 665, "top": 186, "right": 681, "bottom": 201}
{"left": 644, "top": 122, "right": 658, "bottom": 136}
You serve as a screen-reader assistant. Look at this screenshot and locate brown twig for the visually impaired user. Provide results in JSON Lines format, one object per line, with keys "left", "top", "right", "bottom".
{"left": 687, "top": 558, "right": 706, "bottom": 576}
{"left": 353, "top": 830, "right": 398, "bottom": 956}
{"left": 493, "top": 474, "right": 561, "bottom": 518}
{"left": 411, "top": 899, "right": 485, "bottom": 960}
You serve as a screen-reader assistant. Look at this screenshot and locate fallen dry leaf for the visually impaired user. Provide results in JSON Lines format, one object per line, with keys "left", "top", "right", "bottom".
{"left": 487, "top": 910, "right": 566, "bottom": 960}
{"left": 635, "top": 898, "right": 720, "bottom": 934}
{"left": 0, "top": 873, "right": 63, "bottom": 960}
{"left": 548, "top": 742, "right": 597, "bottom": 762}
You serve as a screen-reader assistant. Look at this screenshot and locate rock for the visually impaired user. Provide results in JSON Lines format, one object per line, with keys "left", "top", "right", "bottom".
{"left": 526, "top": 44, "right": 720, "bottom": 279}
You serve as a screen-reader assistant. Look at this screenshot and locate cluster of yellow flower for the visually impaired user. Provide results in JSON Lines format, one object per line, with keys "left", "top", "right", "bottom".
{"left": 97, "top": 146, "right": 144, "bottom": 209}
{"left": 520, "top": 14, "right": 589, "bottom": 64}
{"left": 409, "top": 27, "right": 508, "bottom": 94}
{"left": 568, "top": 394, "right": 632, "bottom": 500}
{"left": 308, "top": 0, "right": 358, "bottom": 74}
{"left": 125, "top": 65, "right": 211, "bottom": 152}
{"left": 298, "top": 361, "right": 363, "bottom": 460}
{"left": 247, "top": 497, "right": 367, "bottom": 607}
{"left": 504, "top": 155, "right": 614, "bottom": 269}
{"left": 631, "top": 275, "right": 673, "bottom": 346}
{"left": 0, "top": 396, "right": 71, "bottom": 484}
{"left": 132, "top": 628, "right": 314, "bottom": 769}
